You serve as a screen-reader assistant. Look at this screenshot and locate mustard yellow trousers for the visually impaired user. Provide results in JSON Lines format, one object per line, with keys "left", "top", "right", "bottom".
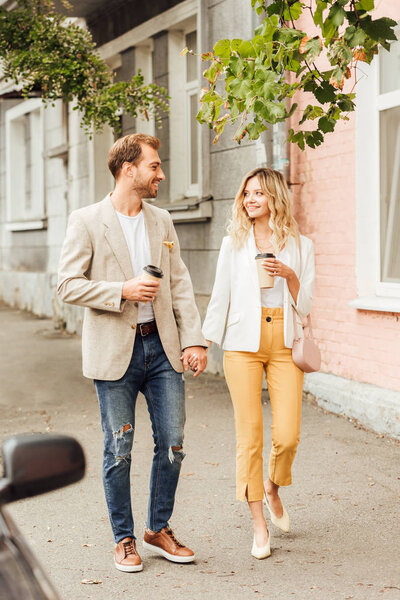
{"left": 223, "top": 307, "right": 304, "bottom": 502}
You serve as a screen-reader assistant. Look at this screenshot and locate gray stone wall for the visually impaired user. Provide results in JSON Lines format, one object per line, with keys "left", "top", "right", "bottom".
{"left": 173, "top": 0, "right": 258, "bottom": 372}
{"left": 153, "top": 32, "right": 170, "bottom": 204}
{"left": 118, "top": 47, "right": 136, "bottom": 136}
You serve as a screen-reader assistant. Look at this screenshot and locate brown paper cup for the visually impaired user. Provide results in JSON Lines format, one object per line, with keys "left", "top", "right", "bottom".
{"left": 141, "top": 265, "right": 163, "bottom": 282}
{"left": 255, "top": 253, "right": 275, "bottom": 289}
{"left": 141, "top": 265, "right": 163, "bottom": 301}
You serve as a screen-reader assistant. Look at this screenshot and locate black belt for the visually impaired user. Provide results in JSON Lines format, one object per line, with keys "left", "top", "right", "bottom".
{"left": 137, "top": 320, "right": 157, "bottom": 336}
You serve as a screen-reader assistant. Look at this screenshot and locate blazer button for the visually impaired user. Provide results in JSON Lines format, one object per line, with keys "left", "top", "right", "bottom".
{"left": 131, "top": 324, "right": 136, "bottom": 329}
{"left": 266, "top": 316, "right": 272, "bottom": 322}
{"left": 134, "top": 302, "right": 139, "bottom": 307}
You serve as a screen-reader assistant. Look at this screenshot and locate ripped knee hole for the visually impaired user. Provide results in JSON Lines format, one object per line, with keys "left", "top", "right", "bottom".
{"left": 113, "top": 423, "right": 133, "bottom": 439}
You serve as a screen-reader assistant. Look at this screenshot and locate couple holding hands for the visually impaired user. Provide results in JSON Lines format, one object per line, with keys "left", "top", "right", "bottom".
{"left": 58, "top": 133, "right": 315, "bottom": 572}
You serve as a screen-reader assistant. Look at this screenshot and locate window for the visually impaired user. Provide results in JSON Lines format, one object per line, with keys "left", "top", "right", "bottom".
{"left": 6, "top": 99, "right": 45, "bottom": 230}
{"left": 378, "top": 42, "right": 400, "bottom": 285}
{"left": 353, "top": 29, "right": 400, "bottom": 312}
{"left": 185, "top": 30, "right": 200, "bottom": 196}
{"left": 168, "top": 23, "right": 201, "bottom": 202}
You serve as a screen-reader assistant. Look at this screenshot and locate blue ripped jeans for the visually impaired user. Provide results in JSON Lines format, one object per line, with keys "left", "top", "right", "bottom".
{"left": 94, "top": 330, "right": 185, "bottom": 543}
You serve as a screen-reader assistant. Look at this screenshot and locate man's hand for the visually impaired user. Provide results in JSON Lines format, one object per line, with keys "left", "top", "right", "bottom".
{"left": 122, "top": 277, "right": 160, "bottom": 303}
{"left": 180, "top": 346, "right": 207, "bottom": 377}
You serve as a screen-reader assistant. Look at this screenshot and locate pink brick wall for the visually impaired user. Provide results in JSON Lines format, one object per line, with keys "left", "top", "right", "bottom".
{"left": 290, "top": 1, "right": 400, "bottom": 391}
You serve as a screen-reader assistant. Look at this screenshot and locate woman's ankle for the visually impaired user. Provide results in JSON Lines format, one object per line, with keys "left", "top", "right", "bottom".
{"left": 253, "top": 519, "right": 268, "bottom": 532}
{"left": 264, "top": 478, "right": 279, "bottom": 497}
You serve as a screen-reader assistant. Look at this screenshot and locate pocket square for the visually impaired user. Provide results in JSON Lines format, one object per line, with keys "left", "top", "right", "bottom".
{"left": 163, "top": 240, "right": 175, "bottom": 250}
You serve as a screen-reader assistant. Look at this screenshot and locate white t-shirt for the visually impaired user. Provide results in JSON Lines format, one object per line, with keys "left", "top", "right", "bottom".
{"left": 116, "top": 210, "right": 155, "bottom": 323}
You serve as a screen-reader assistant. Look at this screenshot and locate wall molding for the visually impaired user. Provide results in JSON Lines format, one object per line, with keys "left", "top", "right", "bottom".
{"left": 304, "top": 371, "right": 400, "bottom": 440}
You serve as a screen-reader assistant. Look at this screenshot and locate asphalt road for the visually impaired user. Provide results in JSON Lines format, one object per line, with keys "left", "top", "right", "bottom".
{"left": 1, "top": 303, "right": 399, "bottom": 600}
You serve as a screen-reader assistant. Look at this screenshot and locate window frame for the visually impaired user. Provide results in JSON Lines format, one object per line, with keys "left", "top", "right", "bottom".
{"left": 352, "top": 38, "right": 400, "bottom": 312}
{"left": 5, "top": 98, "right": 46, "bottom": 231}
{"left": 184, "top": 28, "right": 201, "bottom": 198}
{"left": 168, "top": 18, "right": 202, "bottom": 203}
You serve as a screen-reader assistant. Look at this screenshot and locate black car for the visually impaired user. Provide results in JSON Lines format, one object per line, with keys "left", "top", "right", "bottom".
{"left": 0, "top": 434, "right": 85, "bottom": 600}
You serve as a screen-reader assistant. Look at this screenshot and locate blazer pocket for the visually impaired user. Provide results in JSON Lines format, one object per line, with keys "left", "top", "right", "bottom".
{"left": 226, "top": 312, "right": 241, "bottom": 328}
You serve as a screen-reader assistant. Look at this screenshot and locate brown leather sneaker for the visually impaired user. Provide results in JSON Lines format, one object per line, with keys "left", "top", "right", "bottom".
{"left": 114, "top": 537, "right": 143, "bottom": 572}
{"left": 142, "top": 527, "right": 195, "bottom": 563}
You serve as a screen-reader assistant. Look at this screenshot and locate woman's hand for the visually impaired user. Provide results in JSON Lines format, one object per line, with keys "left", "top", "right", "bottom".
{"left": 263, "top": 257, "right": 294, "bottom": 280}
{"left": 264, "top": 258, "right": 300, "bottom": 304}
{"left": 181, "top": 346, "right": 207, "bottom": 377}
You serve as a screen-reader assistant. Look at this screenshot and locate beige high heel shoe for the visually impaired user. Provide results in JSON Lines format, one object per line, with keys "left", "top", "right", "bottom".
{"left": 264, "top": 492, "right": 290, "bottom": 533}
{"left": 251, "top": 531, "right": 271, "bottom": 559}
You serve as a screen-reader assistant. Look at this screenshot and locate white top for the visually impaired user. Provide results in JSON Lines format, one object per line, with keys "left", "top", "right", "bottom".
{"left": 116, "top": 210, "right": 154, "bottom": 323}
{"left": 251, "top": 234, "right": 288, "bottom": 307}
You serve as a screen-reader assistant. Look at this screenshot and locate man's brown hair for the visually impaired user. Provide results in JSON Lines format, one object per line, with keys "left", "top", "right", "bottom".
{"left": 107, "top": 133, "right": 161, "bottom": 179}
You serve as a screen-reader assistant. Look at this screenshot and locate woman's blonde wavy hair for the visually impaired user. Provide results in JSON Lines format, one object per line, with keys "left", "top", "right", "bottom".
{"left": 227, "top": 167, "right": 299, "bottom": 252}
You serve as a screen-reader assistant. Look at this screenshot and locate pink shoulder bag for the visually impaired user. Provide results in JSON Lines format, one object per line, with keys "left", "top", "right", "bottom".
{"left": 291, "top": 309, "right": 321, "bottom": 373}
{"left": 291, "top": 239, "right": 321, "bottom": 373}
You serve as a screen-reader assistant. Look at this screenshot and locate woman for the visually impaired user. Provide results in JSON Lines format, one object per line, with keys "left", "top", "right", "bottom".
{"left": 199, "top": 168, "right": 315, "bottom": 559}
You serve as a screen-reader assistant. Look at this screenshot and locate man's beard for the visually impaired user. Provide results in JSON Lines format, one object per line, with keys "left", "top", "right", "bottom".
{"left": 133, "top": 178, "right": 158, "bottom": 198}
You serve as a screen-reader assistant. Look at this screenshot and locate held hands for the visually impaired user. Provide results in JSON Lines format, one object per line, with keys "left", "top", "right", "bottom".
{"left": 180, "top": 346, "right": 207, "bottom": 378}
{"left": 122, "top": 277, "right": 160, "bottom": 303}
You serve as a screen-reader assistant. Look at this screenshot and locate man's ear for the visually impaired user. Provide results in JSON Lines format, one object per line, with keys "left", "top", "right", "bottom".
{"left": 122, "top": 161, "right": 136, "bottom": 178}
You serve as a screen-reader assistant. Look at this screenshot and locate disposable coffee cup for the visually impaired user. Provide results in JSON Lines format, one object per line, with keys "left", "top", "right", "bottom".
{"left": 140, "top": 265, "right": 163, "bottom": 303}
{"left": 142, "top": 265, "right": 164, "bottom": 282}
{"left": 255, "top": 253, "right": 275, "bottom": 289}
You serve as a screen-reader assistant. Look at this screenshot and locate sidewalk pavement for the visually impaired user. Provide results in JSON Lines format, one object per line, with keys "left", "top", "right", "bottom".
{"left": 1, "top": 302, "right": 399, "bottom": 600}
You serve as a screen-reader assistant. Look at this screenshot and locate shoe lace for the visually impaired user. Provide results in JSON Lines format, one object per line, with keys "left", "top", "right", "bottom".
{"left": 165, "top": 527, "right": 184, "bottom": 548}
{"left": 123, "top": 540, "right": 137, "bottom": 557}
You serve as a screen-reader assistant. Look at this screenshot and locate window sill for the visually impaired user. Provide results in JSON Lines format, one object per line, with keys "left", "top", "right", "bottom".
{"left": 6, "top": 219, "right": 47, "bottom": 232}
{"left": 156, "top": 195, "right": 213, "bottom": 224}
{"left": 45, "top": 143, "right": 68, "bottom": 161}
{"left": 349, "top": 295, "right": 400, "bottom": 314}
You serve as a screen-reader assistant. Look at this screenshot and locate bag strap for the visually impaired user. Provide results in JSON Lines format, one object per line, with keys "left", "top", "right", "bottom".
{"left": 291, "top": 236, "right": 302, "bottom": 341}
{"left": 291, "top": 236, "right": 315, "bottom": 341}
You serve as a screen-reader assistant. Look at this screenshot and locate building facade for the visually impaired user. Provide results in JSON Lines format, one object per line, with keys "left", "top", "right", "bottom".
{"left": 290, "top": 0, "right": 400, "bottom": 438}
{"left": 0, "top": 0, "right": 399, "bottom": 437}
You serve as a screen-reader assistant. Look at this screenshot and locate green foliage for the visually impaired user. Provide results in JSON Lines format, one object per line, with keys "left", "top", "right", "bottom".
{"left": 0, "top": 0, "right": 168, "bottom": 134}
{"left": 198, "top": 0, "right": 397, "bottom": 149}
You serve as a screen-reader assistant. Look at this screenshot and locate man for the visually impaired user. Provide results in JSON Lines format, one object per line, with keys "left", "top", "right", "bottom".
{"left": 58, "top": 133, "right": 207, "bottom": 572}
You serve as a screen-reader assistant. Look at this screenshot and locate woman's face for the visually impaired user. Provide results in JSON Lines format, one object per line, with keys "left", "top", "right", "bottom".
{"left": 242, "top": 176, "right": 271, "bottom": 220}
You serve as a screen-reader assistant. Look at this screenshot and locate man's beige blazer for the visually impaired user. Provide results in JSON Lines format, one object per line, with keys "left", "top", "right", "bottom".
{"left": 57, "top": 195, "right": 206, "bottom": 380}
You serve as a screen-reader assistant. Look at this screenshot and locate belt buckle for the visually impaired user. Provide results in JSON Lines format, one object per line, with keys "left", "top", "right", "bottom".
{"left": 138, "top": 321, "right": 155, "bottom": 336}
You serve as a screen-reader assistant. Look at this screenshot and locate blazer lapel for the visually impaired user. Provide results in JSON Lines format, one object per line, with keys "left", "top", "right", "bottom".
{"left": 246, "top": 228, "right": 260, "bottom": 289}
{"left": 101, "top": 195, "right": 134, "bottom": 280}
{"left": 142, "top": 201, "right": 162, "bottom": 267}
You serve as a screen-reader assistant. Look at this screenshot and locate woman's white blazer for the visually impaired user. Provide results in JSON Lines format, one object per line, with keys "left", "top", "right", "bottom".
{"left": 202, "top": 230, "right": 315, "bottom": 351}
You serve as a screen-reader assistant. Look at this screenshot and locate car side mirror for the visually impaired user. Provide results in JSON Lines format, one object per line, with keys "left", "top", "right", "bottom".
{"left": 0, "top": 433, "right": 85, "bottom": 504}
